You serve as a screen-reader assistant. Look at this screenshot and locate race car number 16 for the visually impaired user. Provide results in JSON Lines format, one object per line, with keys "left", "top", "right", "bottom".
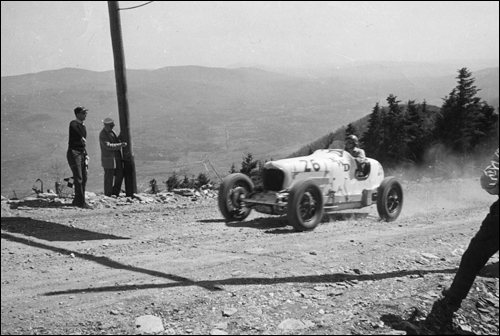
{"left": 300, "top": 160, "right": 321, "bottom": 172}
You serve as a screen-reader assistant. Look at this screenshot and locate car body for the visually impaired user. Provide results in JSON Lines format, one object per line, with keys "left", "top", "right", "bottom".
{"left": 218, "top": 149, "right": 403, "bottom": 231}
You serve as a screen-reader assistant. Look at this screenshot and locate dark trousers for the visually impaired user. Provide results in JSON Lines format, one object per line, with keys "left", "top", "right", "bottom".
{"left": 103, "top": 159, "right": 124, "bottom": 196}
{"left": 447, "top": 199, "right": 499, "bottom": 302}
{"left": 67, "top": 149, "right": 87, "bottom": 205}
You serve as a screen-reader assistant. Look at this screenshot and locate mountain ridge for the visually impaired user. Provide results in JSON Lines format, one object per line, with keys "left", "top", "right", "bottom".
{"left": 1, "top": 63, "right": 498, "bottom": 196}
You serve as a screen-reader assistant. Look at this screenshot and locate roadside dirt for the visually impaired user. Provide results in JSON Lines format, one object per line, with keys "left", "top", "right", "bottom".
{"left": 1, "top": 177, "right": 498, "bottom": 335}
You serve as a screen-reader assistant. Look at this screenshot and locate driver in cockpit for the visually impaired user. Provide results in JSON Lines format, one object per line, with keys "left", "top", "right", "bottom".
{"left": 344, "top": 134, "right": 367, "bottom": 176}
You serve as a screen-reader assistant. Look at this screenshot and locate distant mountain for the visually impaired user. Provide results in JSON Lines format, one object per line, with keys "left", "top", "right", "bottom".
{"left": 1, "top": 64, "right": 498, "bottom": 196}
{"left": 263, "top": 59, "right": 500, "bottom": 80}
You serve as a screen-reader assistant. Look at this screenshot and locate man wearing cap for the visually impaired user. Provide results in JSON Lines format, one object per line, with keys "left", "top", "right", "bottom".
{"left": 67, "top": 106, "right": 91, "bottom": 208}
{"left": 344, "top": 134, "right": 367, "bottom": 176}
{"left": 99, "top": 117, "right": 127, "bottom": 197}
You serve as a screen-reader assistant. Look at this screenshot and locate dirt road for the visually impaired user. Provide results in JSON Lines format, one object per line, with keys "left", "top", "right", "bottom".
{"left": 1, "top": 178, "right": 498, "bottom": 335}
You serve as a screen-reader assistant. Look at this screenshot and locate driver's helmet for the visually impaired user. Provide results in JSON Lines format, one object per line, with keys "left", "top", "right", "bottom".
{"left": 345, "top": 134, "right": 359, "bottom": 147}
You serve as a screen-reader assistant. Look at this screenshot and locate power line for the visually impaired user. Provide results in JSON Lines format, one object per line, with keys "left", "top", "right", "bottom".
{"left": 119, "top": 1, "right": 154, "bottom": 11}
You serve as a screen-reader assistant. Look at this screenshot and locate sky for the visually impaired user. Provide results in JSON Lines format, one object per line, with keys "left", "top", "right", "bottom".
{"left": 1, "top": 1, "right": 499, "bottom": 77}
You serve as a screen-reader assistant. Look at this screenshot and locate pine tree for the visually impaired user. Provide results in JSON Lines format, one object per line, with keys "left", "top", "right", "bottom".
{"left": 240, "top": 153, "right": 262, "bottom": 188}
{"left": 406, "top": 100, "right": 425, "bottom": 164}
{"left": 165, "top": 171, "right": 180, "bottom": 191}
{"left": 345, "top": 123, "right": 359, "bottom": 138}
{"left": 240, "top": 153, "right": 258, "bottom": 177}
{"left": 228, "top": 163, "right": 238, "bottom": 174}
{"left": 362, "top": 102, "right": 382, "bottom": 160}
{"left": 384, "top": 94, "right": 408, "bottom": 166}
{"left": 437, "top": 68, "right": 497, "bottom": 155}
{"left": 196, "top": 173, "right": 210, "bottom": 188}
{"left": 180, "top": 175, "right": 190, "bottom": 188}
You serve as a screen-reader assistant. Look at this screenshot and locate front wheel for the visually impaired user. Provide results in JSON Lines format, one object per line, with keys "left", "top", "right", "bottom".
{"left": 377, "top": 176, "right": 403, "bottom": 221}
{"left": 287, "top": 180, "right": 324, "bottom": 232}
{"left": 218, "top": 173, "right": 254, "bottom": 221}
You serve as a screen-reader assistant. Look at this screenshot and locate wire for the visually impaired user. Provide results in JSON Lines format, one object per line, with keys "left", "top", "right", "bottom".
{"left": 119, "top": 1, "right": 154, "bottom": 10}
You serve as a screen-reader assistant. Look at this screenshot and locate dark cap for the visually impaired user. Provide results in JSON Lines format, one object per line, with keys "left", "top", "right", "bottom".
{"left": 74, "top": 106, "right": 88, "bottom": 114}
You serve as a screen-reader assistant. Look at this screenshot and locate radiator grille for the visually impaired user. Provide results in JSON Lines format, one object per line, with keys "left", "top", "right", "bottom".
{"left": 262, "top": 168, "right": 284, "bottom": 191}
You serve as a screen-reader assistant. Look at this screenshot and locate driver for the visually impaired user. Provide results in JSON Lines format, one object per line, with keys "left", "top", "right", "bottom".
{"left": 344, "top": 135, "right": 367, "bottom": 175}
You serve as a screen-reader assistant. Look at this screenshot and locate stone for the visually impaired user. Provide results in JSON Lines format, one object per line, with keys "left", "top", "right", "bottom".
{"left": 135, "top": 315, "right": 164, "bottom": 333}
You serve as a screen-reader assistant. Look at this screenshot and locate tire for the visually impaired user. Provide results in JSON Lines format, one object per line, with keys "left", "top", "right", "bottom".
{"left": 287, "top": 180, "right": 324, "bottom": 232}
{"left": 377, "top": 176, "right": 403, "bottom": 222}
{"left": 218, "top": 173, "right": 254, "bottom": 221}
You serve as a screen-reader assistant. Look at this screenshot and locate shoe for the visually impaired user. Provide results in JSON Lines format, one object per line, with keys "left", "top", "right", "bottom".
{"left": 441, "top": 287, "right": 462, "bottom": 307}
{"left": 425, "top": 296, "right": 460, "bottom": 329}
{"left": 79, "top": 202, "right": 93, "bottom": 209}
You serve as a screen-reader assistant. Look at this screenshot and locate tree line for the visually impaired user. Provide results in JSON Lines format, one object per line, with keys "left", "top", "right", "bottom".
{"left": 291, "top": 68, "right": 498, "bottom": 172}
{"left": 160, "top": 67, "right": 498, "bottom": 188}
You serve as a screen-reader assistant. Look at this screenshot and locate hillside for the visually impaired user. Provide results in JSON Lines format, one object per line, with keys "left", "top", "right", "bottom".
{"left": 1, "top": 64, "right": 499, "bottom": 197}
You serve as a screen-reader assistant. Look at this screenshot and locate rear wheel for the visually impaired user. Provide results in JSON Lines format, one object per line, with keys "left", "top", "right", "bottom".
{"left": 377, "top": 177, "right": 403, "bottom": 221}
{"left": 218, "top": 173, "right": 254, "bottom": 221}
{"left": 287, "top": 180, "right": 324, "bottom": 231}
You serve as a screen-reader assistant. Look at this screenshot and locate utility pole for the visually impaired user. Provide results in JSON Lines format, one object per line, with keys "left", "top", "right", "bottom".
{"left": 108, "top": 1, "right": 137, "bottom": 196}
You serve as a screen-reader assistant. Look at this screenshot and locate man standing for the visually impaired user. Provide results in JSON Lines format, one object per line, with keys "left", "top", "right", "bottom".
{"left": 425, "top": 147, "right": 499, "bottom": 330}
{"left": 67, "top": 106, "right": 91, "bottom": 209}
{"left": 99, "top": 117, "right": 127, "bottom": 196}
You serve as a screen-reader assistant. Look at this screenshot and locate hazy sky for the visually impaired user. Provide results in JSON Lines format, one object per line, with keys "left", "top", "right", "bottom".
{"left": 1, "top": 1, "right": 499, "bottom": 76}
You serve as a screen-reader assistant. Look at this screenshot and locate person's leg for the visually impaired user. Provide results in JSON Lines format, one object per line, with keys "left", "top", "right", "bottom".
{"left": 67, "top": 149, "right": 84, "bottom": 206}
{"left": 112, "top": 159, "right": 124, "bottom": 196}
{"left": 81, "top": 158, "right": 87, "bottom": 203}
{"left": 103, "top": 168, "right": 114, "bottom": 196}
{"left": 444, "top": 200, "right": 499, "bottom": 303}
{"left": 426, "top": 200, "right": 499, "bottom": 331}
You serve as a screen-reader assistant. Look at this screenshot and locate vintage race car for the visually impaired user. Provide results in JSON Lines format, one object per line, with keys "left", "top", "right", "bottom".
{"left": 218, "top": 149, "right": 403, "bottom": 231}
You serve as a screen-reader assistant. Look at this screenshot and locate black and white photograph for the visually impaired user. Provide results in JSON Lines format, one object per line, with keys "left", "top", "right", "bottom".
{"left": 1, "top": 1, "right": 498, "bottom": 335}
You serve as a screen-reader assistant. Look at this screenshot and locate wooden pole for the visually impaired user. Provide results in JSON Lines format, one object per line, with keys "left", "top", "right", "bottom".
{"left": 107, "top": 1, "right": 137, "bottom": 196}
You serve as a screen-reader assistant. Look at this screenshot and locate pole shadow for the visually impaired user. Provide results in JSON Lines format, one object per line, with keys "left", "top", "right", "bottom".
{"left": 1, "top": 217, "right": 129, "bottom": 241}
{"left": 1, "top": 232, "right": 222, "bottom": 293}
{"left": 41, "top": 261, "right": 459, "bottom": 297}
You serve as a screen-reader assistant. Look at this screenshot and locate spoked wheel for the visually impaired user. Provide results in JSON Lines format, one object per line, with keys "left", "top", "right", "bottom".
{"left": 377, "top": 176, "right": 403, "bottom": 222}
{"left": 218, "top": 173, "right": 254, "bottom": 221}
{"left": 287, "top": 180, "right": 324, "bottom": 231}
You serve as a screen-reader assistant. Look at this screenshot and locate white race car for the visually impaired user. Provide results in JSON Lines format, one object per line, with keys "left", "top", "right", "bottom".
{"left": 218, "top": 149, "right": 403, "bottom": 231}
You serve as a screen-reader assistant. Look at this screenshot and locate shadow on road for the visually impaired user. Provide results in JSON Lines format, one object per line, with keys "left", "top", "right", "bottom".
{"left": 479, "top": 261, "right": 499, "bottom": 278}
{"left": 224, "top": 216, "right": 290, "bottom": 230}
{"left": 0, "top": 221, "right": 467, "bottom": 299}
{"left": 1, "top": 231, "right": 223, "bottom": 293}
{"left": 1, "top": 217, "right": 129, "bottom": 241}
{"left": 219, "top": 212, "right": 371, "bottom": 233}
{"left": 8, "top": 199, "right": 74, "bottom": 209}
{"left": 39, "top": 255, "right": 459, "bottom": 296}
{"left": 44, "top": 262, "right": 458, "bottom": 296}
{"left": 198, "top": 219, "right": 227, "bottom": 224}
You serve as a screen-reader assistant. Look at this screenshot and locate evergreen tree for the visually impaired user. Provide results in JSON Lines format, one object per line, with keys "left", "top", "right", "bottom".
{"left": 345, "top": 123, "right": 359, "bottom": 138}
{"left": 180, "top": 175, "right": 190, "bottom": 188}
{"left": 165, "top": 171, "right": 180, "bottom": 191}
{"left": 362, "top": 102, "right": 382, "bottom": 160}
{"left": 240, "top": 153, "right": 258, "bottom": 177}
{"left": 240, "top": 153, "right": 262, "bottom": 188}
{"left": 196, "top": 172, "right": 210, "bottom": 188}
{"left": 228, "top": 163, "right": 238, "bottom": 174}
{"left": 384, "top": 94, "right": 409, "bottom": 166}
{"left": 406, "top": 100, "right": 426, "bottom": 164}
{"left": 437, "top": 68, "right": 497, "bottom": 155}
